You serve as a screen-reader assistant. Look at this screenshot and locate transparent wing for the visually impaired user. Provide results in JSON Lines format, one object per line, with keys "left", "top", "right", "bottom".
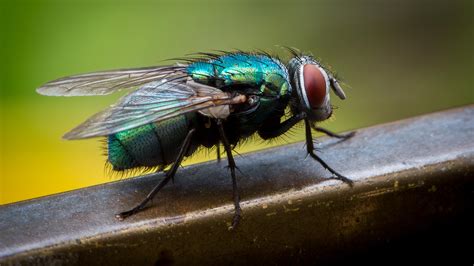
{"left": 36, "top": 65, "right": 187, "bottom": 96}
{"left": 63, "top": 80, "right": 244, "bottom": 139}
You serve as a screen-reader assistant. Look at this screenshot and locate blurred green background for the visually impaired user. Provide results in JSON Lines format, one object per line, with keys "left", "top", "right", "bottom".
{"left": 0, "top": 0, "right": 472, "bottom": 205}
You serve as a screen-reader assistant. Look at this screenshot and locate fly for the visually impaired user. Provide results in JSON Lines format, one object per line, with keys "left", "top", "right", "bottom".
{"left": 36, "top": 48, "right": 355, "bottom": 229}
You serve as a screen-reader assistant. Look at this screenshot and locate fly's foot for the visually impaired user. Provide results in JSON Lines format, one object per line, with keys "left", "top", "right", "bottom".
{"left": 327, "top": 130, "right": 355, "bottom": 140}
{"left": 228, "top": 207, "right": 242, "bottom": 231}
{"left": 331, "top": 173, "right": 354, "bottom": 187}
{"left": 308, "top": 151, "right": 354, "bottom": 187}
{"left": 115, "top": 206, "right": 143, "bottom": 220}
{"left": 340, "top": 131, "right": 356, "bottom": 139}
{"left": 313, "top": 126, "right": 356, "bottom": 140}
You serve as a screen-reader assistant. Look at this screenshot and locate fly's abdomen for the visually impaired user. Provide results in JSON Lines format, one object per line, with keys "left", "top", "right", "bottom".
{"left": 107, "top": 115, "right": 194, "bottom": 171}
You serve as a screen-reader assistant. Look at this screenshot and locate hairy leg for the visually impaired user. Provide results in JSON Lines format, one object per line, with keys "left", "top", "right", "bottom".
{"left": 217, "top": 119, "right": 241, "bottom": 229}
{"left": 312, "top": 126, "right": 355, "bottom": 139}
{"left": 305, "top": 119, "right": 353, "bottom": 186}
{"left": 116, "top": 128, "right": 196, "bottom": 220}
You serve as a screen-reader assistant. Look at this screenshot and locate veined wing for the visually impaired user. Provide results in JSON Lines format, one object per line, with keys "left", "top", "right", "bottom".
{"left": 36, "top": 65, "right": 187, "bottom": 96}
{"left": 63, "top": 80, "right": 246, "bottom": 139}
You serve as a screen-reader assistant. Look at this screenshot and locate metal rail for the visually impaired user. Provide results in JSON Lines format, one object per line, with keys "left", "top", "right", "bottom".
{"left": 1, "top": 105, "right": 473, "bottom": 265}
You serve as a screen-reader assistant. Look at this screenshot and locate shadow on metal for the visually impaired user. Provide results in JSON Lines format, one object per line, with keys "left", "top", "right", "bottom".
{"left": 1, "top": 105, "right": 473, "bottom": 265}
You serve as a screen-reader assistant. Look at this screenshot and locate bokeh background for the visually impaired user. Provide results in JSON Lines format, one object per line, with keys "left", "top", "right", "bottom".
{"left": 0, "top": 0, "right": 472, "bottom": 205}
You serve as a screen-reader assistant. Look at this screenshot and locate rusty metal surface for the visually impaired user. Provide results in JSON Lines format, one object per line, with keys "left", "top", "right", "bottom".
{"left": 0, "top": 105, "right": 473, "bottom": 265}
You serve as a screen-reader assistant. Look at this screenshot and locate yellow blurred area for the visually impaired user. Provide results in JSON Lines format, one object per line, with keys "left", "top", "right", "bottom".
{"left": 1, "top": 0, "right": 472, "bottom": 204}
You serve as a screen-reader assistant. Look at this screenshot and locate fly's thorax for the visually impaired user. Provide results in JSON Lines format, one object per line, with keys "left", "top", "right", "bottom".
{"left": 186, "top": 53, "right": 292, "bottom": 98}
{"left": 288, "top": 56, "right": 333, "bottom": 122}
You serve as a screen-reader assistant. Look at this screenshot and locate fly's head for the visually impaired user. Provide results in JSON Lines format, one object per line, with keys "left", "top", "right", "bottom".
{"left": 288, "top": 55, "right": 347, "bottom": 122}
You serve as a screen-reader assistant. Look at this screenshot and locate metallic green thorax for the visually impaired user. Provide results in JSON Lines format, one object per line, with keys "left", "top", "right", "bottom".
{"left": 186, "top": 53, "right": 291, "bottom": 97}
{"left": 187, "top": 53, "right": 293, "bottom": 139}
{"left": 108, "top": 53, "right": 292, "bottom": 171}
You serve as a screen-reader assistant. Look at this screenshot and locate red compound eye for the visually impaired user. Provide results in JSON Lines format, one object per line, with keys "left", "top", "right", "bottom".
{"left": 303, "top": 64, "right": 327, "bottom": 108}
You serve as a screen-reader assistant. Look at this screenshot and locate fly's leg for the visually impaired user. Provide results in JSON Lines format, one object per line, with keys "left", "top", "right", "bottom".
{"left": 259, "top": 112, "right": 353, "bottom": 186}
{"left": 258, "top": 113, "right": 305, "bottom": 140}
{"left": 216, "top": 142, "right": 221, "bottom": 162}
{"left": 312, "top": 126, "right": 355, "bottom": 140}
{"left": 305, "top": 118, "right": 354, "bottom": 187}
{"left": 116, "top": 128, "right": 196, "bottom": 220}
{"left": 217, "top": 119, "right": 241, "bottom": 230}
